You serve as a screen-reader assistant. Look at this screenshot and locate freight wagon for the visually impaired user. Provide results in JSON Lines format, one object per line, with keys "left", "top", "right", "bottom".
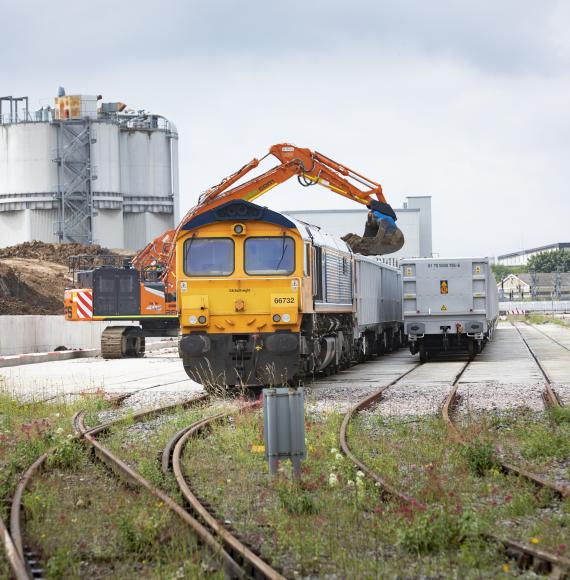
{"left": 401, "top": 258, "right": 498, "bottom": 361}
{"left": 176, "top": 200, "right": 404, "bottom": 389}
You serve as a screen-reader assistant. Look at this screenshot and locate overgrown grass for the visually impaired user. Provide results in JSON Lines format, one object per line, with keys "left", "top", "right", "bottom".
{"left": 0, "top": 389, "right": 112, "bottom": 521}
{"left": 100, "top": 400, "right": 229, "bottom": 500}
{"left": 354, "top": 409, "right": 570, "bottom": 555}
{"left": 0, "top": 390, "right": 225, "bottom": 578}
{"left": 181, "top": 410, "right": 525, "bottom": 578}
{"left": 526, "top": 313, "right": 570, "bottom": 328}
{"left": 23, "top": 448, "right": 220, "bottom": 578}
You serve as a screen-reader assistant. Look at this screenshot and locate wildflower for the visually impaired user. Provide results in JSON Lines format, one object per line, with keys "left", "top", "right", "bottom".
{"left": 56, "top": 427, "right": 64, "bottom": 435}
{"left": 375, "top": 482, "right": 382, "bottom": 487}
{"left": 330, "top": 448, "right": 338, "bottom": 454}
{"left": 335, "top": 453, "right": 343, "bottom": 462}
{"left": 502, "top": 563, "right": 509, "bottom": 573}
{"left": 531, "top": 537, "right": 540, "bottom": 544}
{"left": 356, "top": 470, "right": 365, "bottom": 479}
{"left": 328, "top": 473, "right": 338, "bottom": 487}
{"left": 54, "top": 413, "right": 61, "bottom": 418}
{"left": 347, "top": 479, "right": 355, "bottom": 487}
{"left": 67, "top": 434, "right": 73, "bottom": 440}
{"left": 356, "top": 477, "right": 364, "bottom": 488}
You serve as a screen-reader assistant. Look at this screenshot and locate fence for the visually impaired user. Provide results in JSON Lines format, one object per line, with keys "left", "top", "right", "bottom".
{"left": 499, "top": 301, "right": 570, "bottom": 314}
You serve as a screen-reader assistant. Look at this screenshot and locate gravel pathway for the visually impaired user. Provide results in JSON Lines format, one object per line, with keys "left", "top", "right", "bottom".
{"left": 456, "top": 381, "right": 545, "bottom": 415}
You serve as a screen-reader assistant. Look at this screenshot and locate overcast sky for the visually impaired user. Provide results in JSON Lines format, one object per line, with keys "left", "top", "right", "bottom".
{"left": 4, "top": 0, "right": 570, "bottom": 257}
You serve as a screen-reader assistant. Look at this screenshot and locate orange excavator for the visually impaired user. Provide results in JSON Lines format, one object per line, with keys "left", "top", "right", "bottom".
{"left": 64, "top": 143, "right": 404, "bottom": 358}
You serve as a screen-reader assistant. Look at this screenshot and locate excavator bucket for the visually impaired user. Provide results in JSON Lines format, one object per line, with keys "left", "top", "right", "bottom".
{"left": 342, "top": 206, "right": 405, "bottom": 256}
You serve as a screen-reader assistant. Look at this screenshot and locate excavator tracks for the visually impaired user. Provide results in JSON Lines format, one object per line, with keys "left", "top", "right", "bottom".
{"left": 100, "top": 326, "right": 146, "bottom": 359}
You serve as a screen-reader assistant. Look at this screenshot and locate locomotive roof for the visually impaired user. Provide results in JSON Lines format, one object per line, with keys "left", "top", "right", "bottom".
{"left": 181, "top": 199, "right": 352, "bottom": 254}
{"left": 282, "top": 213, "right": 352, "bottom": 254}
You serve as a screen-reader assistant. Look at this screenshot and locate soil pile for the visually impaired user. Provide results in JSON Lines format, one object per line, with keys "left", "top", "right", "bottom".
{"left": 0, "top": 262, "right": 63, "bottom": 314}
{"left": 0, "top": 242, "right": 120, "bottom": 315}
{"left": 0, "top": 240, "right": 112, "bottom": 262}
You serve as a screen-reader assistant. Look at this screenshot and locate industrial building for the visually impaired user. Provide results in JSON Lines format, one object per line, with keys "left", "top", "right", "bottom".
{"left": 0, "top": 91, "right": 179, "bottom": 250}
{"left": 285, "top": 195, "right": 432, "bottom": 263}
{"left": 497, "top": 242, "right": 570, "bottom": 266}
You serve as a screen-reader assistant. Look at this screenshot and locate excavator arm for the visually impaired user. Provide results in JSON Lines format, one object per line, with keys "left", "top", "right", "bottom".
{"left": 137, "top": 143, "right": 404, "bottom": 300}
{"left": 195, "top": 143, "right": 390, "bottom": 214}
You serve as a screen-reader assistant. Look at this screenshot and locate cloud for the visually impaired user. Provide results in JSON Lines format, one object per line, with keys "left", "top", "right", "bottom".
{"left": 2, "top": 0, "right": 570, "bottom": 257}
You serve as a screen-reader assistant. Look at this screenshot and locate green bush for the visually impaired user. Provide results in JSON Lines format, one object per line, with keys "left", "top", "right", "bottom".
{"left": 276, "top": 483, "right": 319, "bottom": 516}
{"left": 461, "top": 441, "right": 500, "bottom": 476}
{"left": 397, "top": 505, "right": 479, "bottom": 554}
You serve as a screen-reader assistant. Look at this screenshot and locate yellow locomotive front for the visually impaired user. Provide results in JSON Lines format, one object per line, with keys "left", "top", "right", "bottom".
{"left": 177, "top": 200, "right": 311, "bottom": 388}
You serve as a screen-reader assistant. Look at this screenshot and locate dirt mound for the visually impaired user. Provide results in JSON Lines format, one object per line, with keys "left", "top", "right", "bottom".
{"left": 0, "top": 241, "right": 113, "bottom": 263}
{"left": 0, "top": 262, "right": 63, "bottom": 315}
{"left": 0, "top": 242, "right": 122, "bottom": 315}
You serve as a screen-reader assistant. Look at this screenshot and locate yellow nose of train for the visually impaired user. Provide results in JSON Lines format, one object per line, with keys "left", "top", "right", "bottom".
{"left": 176, "top": 200, "right": 306, "bottom": 388}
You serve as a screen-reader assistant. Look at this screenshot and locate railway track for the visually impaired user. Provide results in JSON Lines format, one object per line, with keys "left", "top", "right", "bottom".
{"left": 341, "top": 359, "right": 570, "bottom": 576}
{"left": 513, "top": 322, "right": 564, "bottom": 407}
{"left": 442, "top": 355, "right": 569, "bottom": 499}
{"left": 162, "top": 407, "right": 285, "bottom": 580}
{"left": 4, "top": 389, "right": 285, "bottom": 579}
{"left": 524, "top": 321, "right": 570, "bottom": 354}
{"left": 6, "top": 393, "right": 240, "bottom": 579}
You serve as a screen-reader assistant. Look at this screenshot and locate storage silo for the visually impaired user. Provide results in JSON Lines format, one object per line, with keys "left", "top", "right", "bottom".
{"left": 0, "top": 92, "right": 179, "bottom": 250}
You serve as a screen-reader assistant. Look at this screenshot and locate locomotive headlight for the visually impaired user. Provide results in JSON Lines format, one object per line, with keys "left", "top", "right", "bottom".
{"left": 189, "top": 315, "right": 197, "bottom": 324}
{"left": 282, "top": 313, "right": 291, "bottom": 323}
{"left": 198, "top": 315, "right": 207, "bottom": 324}
{"left": 272, "top": 314, "right": 281, "bottom": 323}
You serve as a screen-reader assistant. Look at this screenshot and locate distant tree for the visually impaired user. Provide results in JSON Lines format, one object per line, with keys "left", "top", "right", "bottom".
{"left": 491, "top": 264, "right": 528, "bottom": 281}
{"left": 526, "top": 249, "right": 570, "bottom": 273}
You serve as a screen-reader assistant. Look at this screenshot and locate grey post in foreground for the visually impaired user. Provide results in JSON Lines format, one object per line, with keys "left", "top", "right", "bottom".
{"left": 263, "top": 387, "right": 306, "bottom": 477}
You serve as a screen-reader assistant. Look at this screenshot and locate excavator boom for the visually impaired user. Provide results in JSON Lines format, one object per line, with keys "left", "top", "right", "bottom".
{"left": 176, "top": 143, "right": 404, "bottom": 264}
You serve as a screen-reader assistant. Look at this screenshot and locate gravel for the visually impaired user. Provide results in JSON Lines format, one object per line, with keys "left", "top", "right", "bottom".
{"left": 457, "top": 382, "right": 545, "bottom": 415}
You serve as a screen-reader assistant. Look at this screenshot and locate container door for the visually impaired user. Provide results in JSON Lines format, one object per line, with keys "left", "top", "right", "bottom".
{"left": 414, "top": 261, "right": 472, "bottom": 314}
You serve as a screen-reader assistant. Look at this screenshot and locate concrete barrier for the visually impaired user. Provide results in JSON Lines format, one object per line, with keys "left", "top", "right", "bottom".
{"left": 0, "top": 316, "right": 135, "bottom": 355}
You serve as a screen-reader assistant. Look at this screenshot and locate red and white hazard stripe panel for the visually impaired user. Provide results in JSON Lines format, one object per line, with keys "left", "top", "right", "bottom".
{"left": 74, "top": 290, "right": 93, "bottom": 319}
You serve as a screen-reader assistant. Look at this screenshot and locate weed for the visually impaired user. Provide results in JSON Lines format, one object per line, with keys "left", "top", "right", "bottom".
{"left": 276, "top": 483, "right": 319, "bottom": 515}
{"left": 47, "top": 436, "right": 83, "bottom": 470}
{"left": 521, "top": 426, "right": 570, "bottom": 461}
{"left": 45, "top": 546, "right": 80, "bottom": 579}
{"left": 117, "top": 502, "right": 172, "bottom": 554}
{"left": 505, "top": 491, "right": 537, "bottom": 517}
{"left": 396, "top": 505, "right": 479, "bottom": 554}
{"left": 550, "top": 405, "right": 570, "bottom": 425}
{"left": 461, "top": 440, "right": 500, "bottom": 476}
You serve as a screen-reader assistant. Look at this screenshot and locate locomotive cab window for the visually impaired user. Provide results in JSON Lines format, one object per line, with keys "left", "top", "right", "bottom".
{"left": 184, "top": 237, "right": 234, "bottom": 276}
{"left": 244, "top": 236, "right": 295, "bottom": 275}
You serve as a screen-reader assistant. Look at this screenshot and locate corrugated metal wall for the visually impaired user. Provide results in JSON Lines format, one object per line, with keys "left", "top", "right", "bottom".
{"left": 323, "top": 251, "right": 353, "bottom": 305}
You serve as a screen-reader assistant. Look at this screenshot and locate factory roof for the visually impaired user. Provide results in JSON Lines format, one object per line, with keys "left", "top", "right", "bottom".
{"left": 498, "top": 242, "right": 570, "bottom": 260}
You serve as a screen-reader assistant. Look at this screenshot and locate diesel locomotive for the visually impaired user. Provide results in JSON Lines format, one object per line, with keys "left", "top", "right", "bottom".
{"left": 177, "top": 199, "right": 403, "bottom": 389}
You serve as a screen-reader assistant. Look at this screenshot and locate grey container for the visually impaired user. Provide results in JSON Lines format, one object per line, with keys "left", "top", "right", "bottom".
{"left": 353, "top": 255, "right": 403, "bottom": 354}
{"left": 401, "top": 257, "right": 498, "bottom": 360}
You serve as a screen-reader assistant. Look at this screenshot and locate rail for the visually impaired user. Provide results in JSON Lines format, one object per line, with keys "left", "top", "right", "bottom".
{"left": 342, "top": 358, "right": 570, "bottom": 575}
{"left": 164, "top": 405, "right": 286, "bottom": 580}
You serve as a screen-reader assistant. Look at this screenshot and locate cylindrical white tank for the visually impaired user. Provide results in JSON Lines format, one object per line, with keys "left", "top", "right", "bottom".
{"left": 91, "top": 121, "right": 121, "bottom": 194}
{"left": 0, "top": 103, "right": 178, "bottom": 250}
{"left": 0, "top": 123, "right": 58, "bottom": 195}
